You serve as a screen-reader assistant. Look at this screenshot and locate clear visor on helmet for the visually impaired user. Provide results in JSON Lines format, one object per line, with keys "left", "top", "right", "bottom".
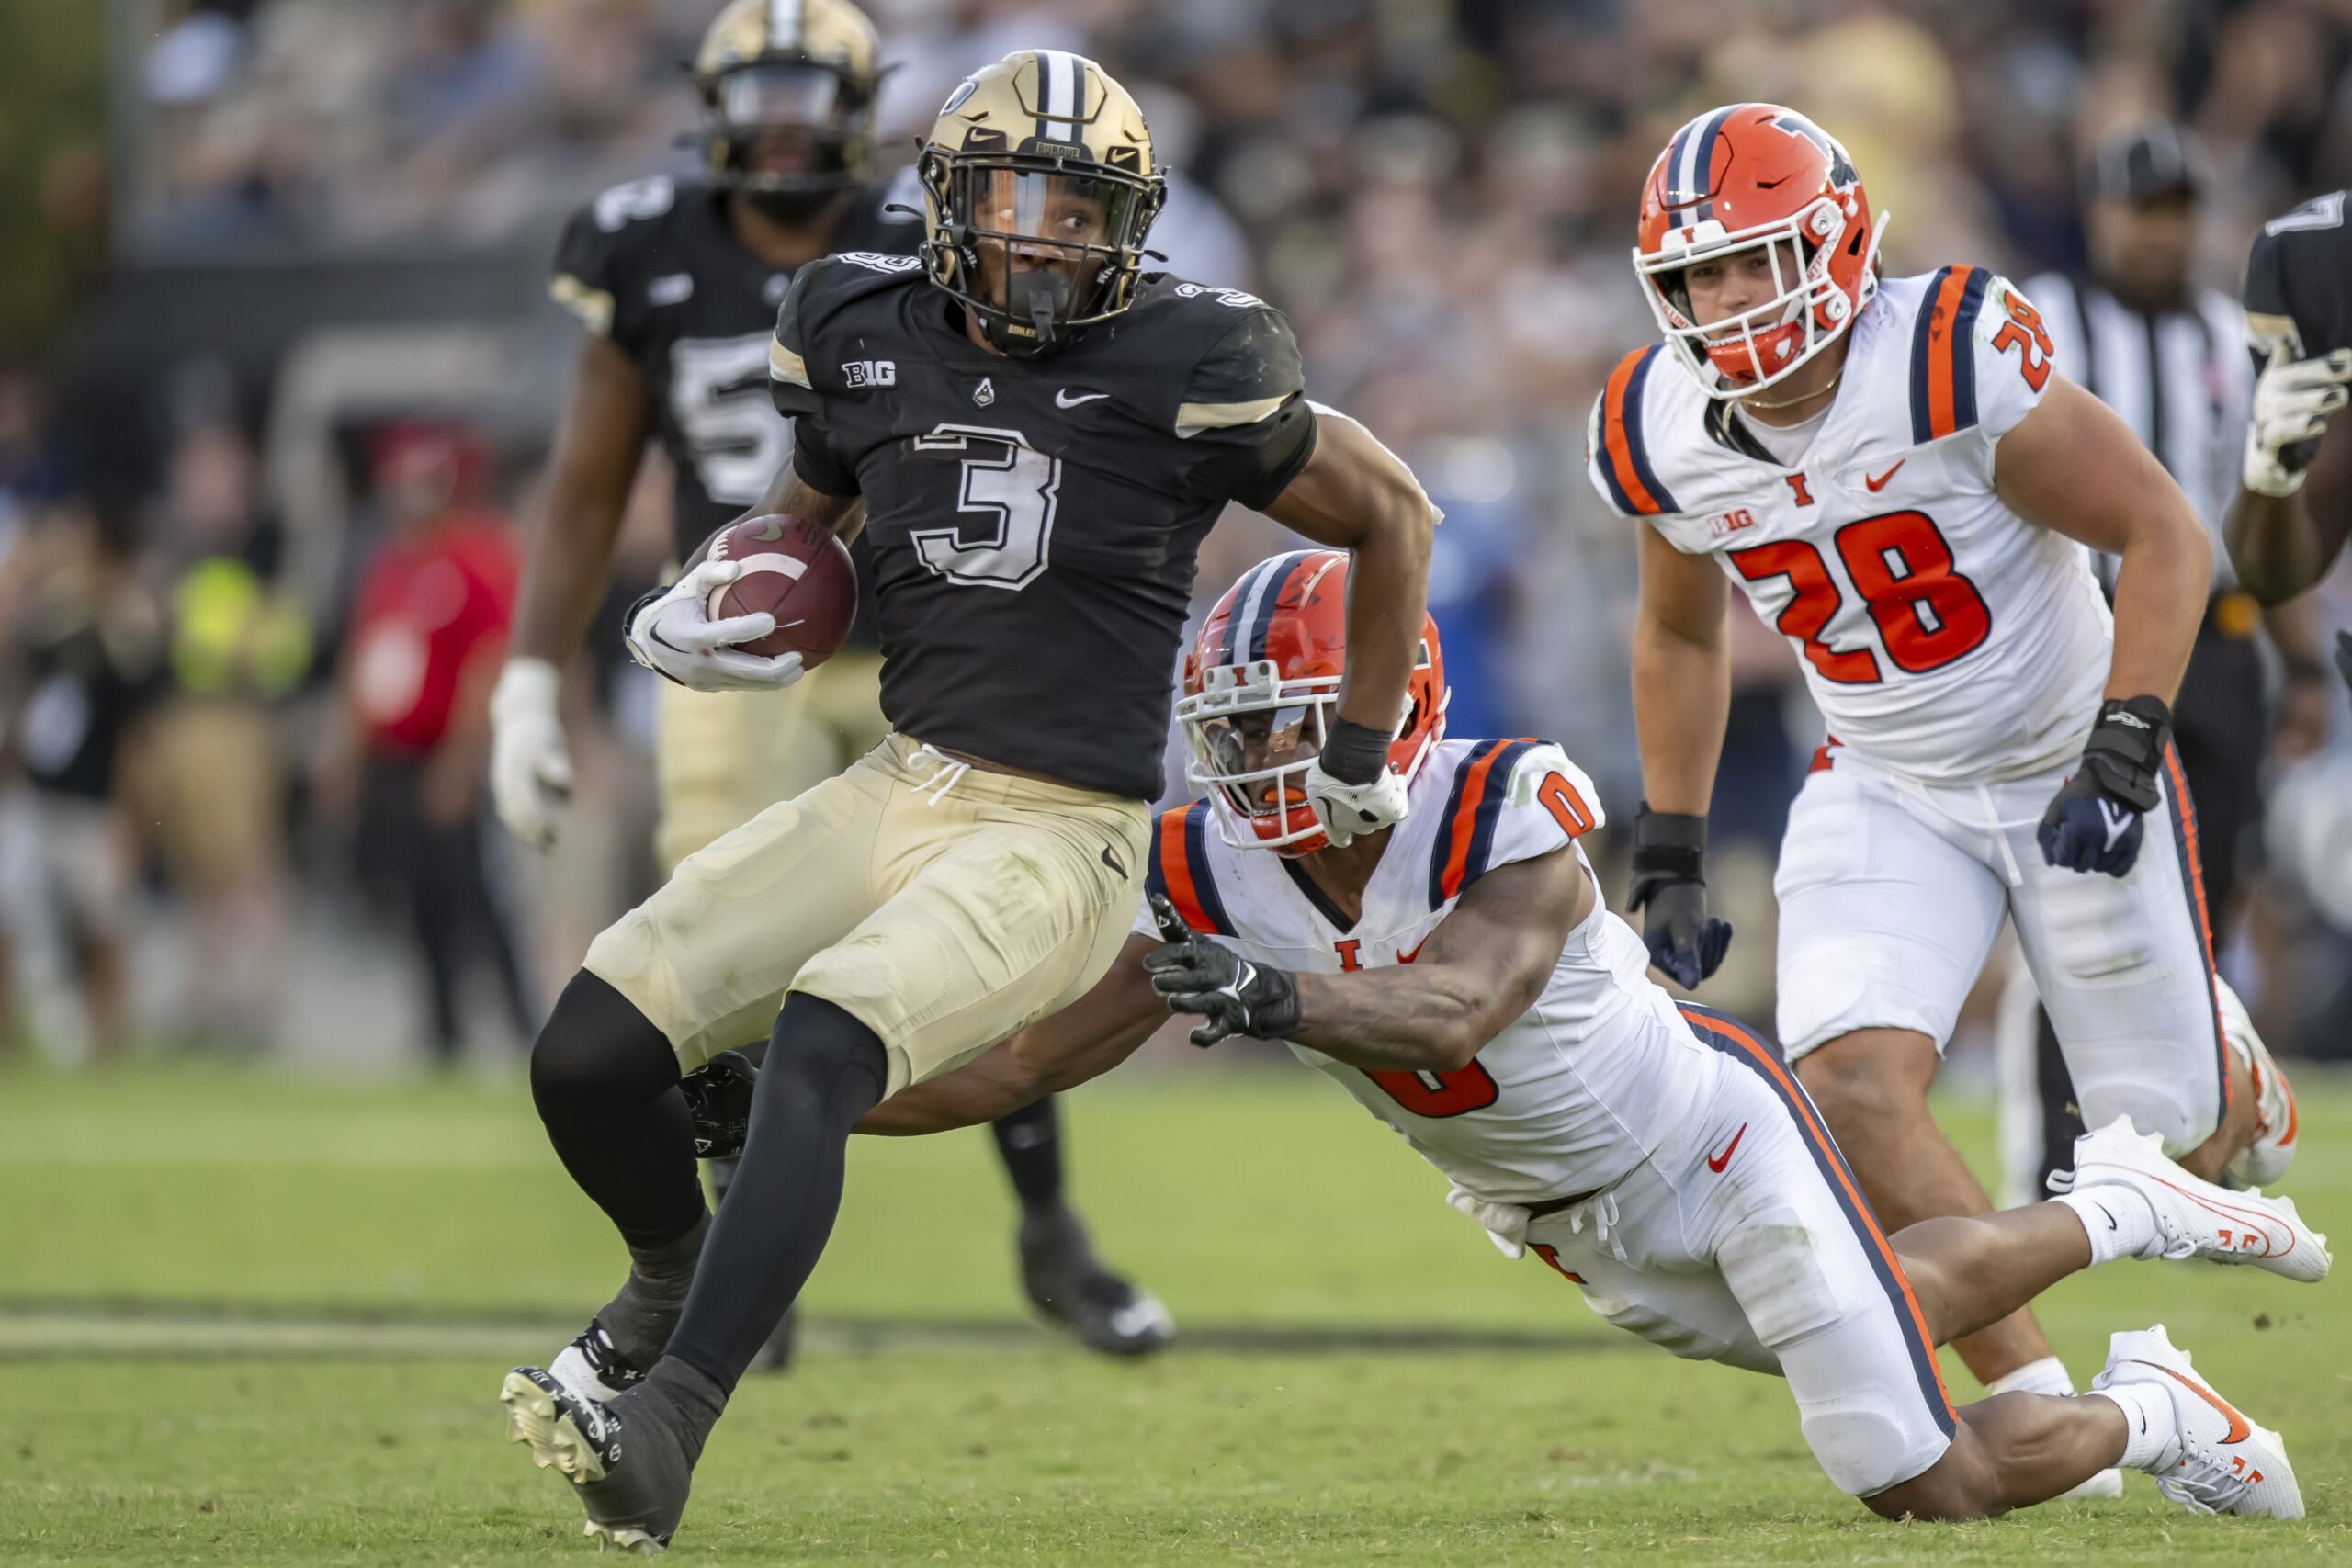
{"left": 1177, "top": 661, "right": 1340, "bottom": 853}
{"left": 719, "top": 65, "right": 845, "bottom": 131}
{"left": 949, "top": 160, "right": 1147, "bottom": 321}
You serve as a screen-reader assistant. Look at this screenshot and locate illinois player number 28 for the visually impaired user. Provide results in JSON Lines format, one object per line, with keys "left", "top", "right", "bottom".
{"left": 1730, "top": 511, "right": 1991, "bottom": 685}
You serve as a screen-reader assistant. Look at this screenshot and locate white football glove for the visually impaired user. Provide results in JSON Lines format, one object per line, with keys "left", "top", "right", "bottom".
{"left": 1303, "top": 758, "right": 1409, "bottom": 848}
{"left": 624, "top": 558, "right": 806, "bottom": 693}
{"left": 2243, "top": 344, "right": 2352, "bottom": 497}
{"left": 488, "top": 657, "right": 571, "bottom": 851}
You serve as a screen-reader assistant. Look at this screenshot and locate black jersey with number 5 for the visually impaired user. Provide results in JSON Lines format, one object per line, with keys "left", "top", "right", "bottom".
{"left": 770, "top": 257, "right": 1317, "bottom": 799}
{"left": 550, "top": 173, "right": 922, "bottom": 560}
{"left": 2245, "top": 191, "right": 2352, "bottom": 360}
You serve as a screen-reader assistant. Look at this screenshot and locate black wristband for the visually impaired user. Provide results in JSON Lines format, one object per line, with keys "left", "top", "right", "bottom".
{"left": 2080, "top": 695, "right": 2170, "bottom": 814}
{"left": 1628, "top": 803, "right": 1707, "bottom": 910}
{"left": 1317, "top": 717, "right": 1393, "bottom": 785}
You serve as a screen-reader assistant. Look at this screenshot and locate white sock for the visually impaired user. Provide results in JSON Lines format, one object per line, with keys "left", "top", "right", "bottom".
{"left": 1983, "top": 1354, "right": 2075, "bottom": 1398}
{"left": 2055, "top": 1185, "right": 2160, "bottom": 1266}
{"left": 2090, "top": 1382, "right": 2180, "bottom": 1472}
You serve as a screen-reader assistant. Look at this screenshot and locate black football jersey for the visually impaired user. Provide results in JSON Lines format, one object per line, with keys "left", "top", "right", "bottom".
{"left": 2244, "top": 191, "right": 2352, "bottom": 360}
{"left": 550, "top": 171, "right": 923, "bottom": 558}
{"left": 769, "top": 260, "right": 1319, "bottom": 799}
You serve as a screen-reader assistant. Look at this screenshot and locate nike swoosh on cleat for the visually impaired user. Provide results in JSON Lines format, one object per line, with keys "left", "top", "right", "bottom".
{"left": 2133, "top": 1360, "right": 2251, "bottom": 1443}
{"left": 1056, "top": 389, "right": 1109, "bottom": 407}
{"left": 1707, "top": 1123, "right": 1747, "bottom": 1173}
{"left": 1865, "top": 459, "right": 1905, "bottom": 491}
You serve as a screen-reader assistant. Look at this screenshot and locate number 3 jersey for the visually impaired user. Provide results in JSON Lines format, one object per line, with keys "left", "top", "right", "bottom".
{"left": 1136, "top": 738, "right": 1717, "bottom": 1205}
{"left": 769, "top": 258, "right": 1318, "bottom": 800}
{"left": 549, "top": 174, "right": 922, "bottom": 560}
{"left": 1588, "top": 268, "right": 2113, "bottom": 784}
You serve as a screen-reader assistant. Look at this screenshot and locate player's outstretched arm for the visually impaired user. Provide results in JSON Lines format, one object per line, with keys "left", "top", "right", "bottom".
{"left": 2227, "top": 393, "right": 2352, "bottom": 604}
{"left": 1260, "top": 409, "right": 1435, "bottom": 844}
{"left": 855, "top": 934, "right": 1168, "bottom": 1135}
{"left": 1994, "top": 375, "right": 2206, "bottom": 705}
{"left": 1629, "top": 521, "right": 1729, "bottom": 815}
{"left": 1283, "top": 849, "right": 1587, "bottom": 1070}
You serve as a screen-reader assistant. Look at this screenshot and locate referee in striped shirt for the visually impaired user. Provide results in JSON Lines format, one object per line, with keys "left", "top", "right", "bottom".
{"left": 2008, "top": 123, "right": 2327, "bottom": 1196}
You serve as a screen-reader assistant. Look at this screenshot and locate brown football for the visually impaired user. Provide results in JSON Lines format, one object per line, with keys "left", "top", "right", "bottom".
{"left": 704, "top": 514, "right": 857, "bottom": 666}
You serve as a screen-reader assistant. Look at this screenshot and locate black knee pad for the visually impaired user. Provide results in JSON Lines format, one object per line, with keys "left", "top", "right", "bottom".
{"left": 531, "top": 971, "right": 679, "bottom": 1107}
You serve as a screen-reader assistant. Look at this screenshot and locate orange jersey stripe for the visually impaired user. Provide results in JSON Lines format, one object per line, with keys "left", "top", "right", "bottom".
{"left": 2165, "top": 744, "right": 2233, "bottom": 1115}
{"left": 1693, "top": 1009, "right": 1958, "bottom": 1419}
{"left": 1924, "top": 267, "right": 1973, "bottom": 440}
{"left": 1601, "top": 349, "right": 1664, "bottom": 515}
{"left": 1155, "top": 808, "right": 1212, "bottom": 933}
{"left": 1437, "top": 743, "right": 1511, "bottom": 902}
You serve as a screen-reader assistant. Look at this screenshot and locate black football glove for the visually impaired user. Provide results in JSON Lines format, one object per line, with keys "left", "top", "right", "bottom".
{"left": 1626, "top": 804, "right": 1733, "bottom": 991}
{"left": 1144, "top": 893, "right": 1302, "bottom": 1047}
{"left": 678, "top": 1048, "right": 759, "bottom": 1159}
{"left": 2038, "top": 695, "right": 2170, "bottom": 878}
{"left": 2335, "top": 628, "right": 2352, "bottom": 692}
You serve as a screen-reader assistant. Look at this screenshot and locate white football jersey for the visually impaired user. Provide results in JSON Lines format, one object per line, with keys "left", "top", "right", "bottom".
{"left": 1587, "top": 268, "right": 2113, "bottom": 784}
{"left": 1136, "top": 737, "right": 1717, "bottom": 1204}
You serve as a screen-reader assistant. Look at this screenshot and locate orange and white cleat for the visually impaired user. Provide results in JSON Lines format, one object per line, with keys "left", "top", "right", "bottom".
{"left": 2056, "top": 1116, "right": 2329, "bottom": 1283}
{"left": 2093, "top": 1326, "right": 2301, "bottom": 1519}
{"left": 2218, "top": 981, "right": 2297, "bottom": 1189}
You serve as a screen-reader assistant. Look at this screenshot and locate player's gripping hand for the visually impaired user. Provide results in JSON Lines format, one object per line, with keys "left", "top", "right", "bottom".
{"left": 1303, "top": 717, "right": 1408, "bottom": 848}
{"left": 2038, "top": 695, "right": 2170, "bottom": 877}
{"left": 1626, "top": 804, "right": 1732, "bottom": 990}
{"left": 488, "top": 658, "right": 572, "bottom": 850}
{"left": 679, "top": 1048, "right": 759, "bottom": 1159}
{"left": 1145, "top": 894, "right": 1302, "bottom": 1047}
{"left": 624, "top": 559, "right": 806, "bottom": 693}
{"left": 2244, "top": 345, "right": 2352, "bottom": 497}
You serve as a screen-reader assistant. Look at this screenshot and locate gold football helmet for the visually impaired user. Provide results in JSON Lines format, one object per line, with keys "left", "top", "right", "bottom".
{"left": 918, "top": 51, "right": 1165, "bottom": 357}
{"left": 695, "top": 0, "right": 883, "bottom": 213}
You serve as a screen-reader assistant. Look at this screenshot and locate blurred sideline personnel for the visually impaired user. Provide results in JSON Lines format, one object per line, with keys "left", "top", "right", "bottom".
{"left": 2224, "top": 188, "right": 2352, "bottom": 638}
{"left": 1591, "top": 105, "right": 2296, "bottom": 1470}
{"left": 2009, "top": 125, "right": 2319, "bottom": 1202}
{"left": 869, "top": 558, "right": 2324, "bottom": 1524}
{"left": 336, "top": 422, "right": 533, "bottom": 1064}
{"left": 499, "top": 51, "right": 1437, "bottom": 1551}
{"left": 488, "top": 0, "right": 1169, "bottom": 1359}
{"left": 0, "top": 508, "right": 164, "bottom": 1061}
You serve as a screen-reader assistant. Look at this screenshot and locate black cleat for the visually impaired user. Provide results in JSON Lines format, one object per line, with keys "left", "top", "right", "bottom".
{"left": 546, "top": 1319, "right": 649, "bottom": 1403}
{"left": 1018, "top": 1207, "right": 1174, "bottom": 1358}
{"left": 501, "top": 1366, "right": 694, "bottom": 1553}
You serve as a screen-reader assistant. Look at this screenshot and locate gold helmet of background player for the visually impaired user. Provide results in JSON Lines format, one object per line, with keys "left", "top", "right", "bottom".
{"left": 695, "top": 0, "right": 883, "bottom": 218}
{"left": 918, "top": 50, "right": 1166, "bottom": 358}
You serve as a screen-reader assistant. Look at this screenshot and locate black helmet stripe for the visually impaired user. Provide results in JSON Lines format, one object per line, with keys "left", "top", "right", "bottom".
{"left": 1243, "top": 550, "right": 1317, "bottom": 661}
{"left": 1665, "top": 104, "right": 1742, "bottom": 224}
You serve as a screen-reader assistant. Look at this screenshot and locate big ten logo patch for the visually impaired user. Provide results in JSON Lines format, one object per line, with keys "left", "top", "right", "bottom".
{"left": 1707, "top": 508, "right": 1758, "bottom": 538}
{"left": 842, "top": 360, "right": 897, "bottom": 389}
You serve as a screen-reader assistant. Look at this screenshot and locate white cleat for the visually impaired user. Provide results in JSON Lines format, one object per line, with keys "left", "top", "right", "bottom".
{"left": 547, "top": 1321, "right": 649, "bottom": 1404}
{"left": 2219, "top": 983, "right": 2298, "bottom": 1188}
{"left": 2053, "top": 1466, "right": 2124, "bottom": 1500}
{"left": 2094, "top": 1325, "right": 2301, "bottom": 1519}
{"left": 2055, "top": 1115, "right": 2330, "bottom": 1283}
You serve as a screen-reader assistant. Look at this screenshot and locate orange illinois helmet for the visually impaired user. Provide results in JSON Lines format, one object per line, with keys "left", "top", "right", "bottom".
{"left": 1179, "top": 549, "right": 1447, "bottom": 857}
{"left": 1634, "top": 104, "right": 1884, "bottom": 397}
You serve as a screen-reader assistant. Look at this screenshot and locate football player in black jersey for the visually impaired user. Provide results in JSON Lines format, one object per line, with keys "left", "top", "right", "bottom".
{"left": 489, "top": 0, "right": 1170, "bottom": 1386}
{"left": 502, "top": 50, "right": 1439, "bottom": 1550}
{"left": 2225, "top": 191, "right": 2352, "bottom": 681}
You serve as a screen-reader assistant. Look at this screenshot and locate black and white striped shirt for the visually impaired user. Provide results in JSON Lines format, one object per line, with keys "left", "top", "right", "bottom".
{"left": 2024, "top": 272, "right": 2251, "bottom": 589}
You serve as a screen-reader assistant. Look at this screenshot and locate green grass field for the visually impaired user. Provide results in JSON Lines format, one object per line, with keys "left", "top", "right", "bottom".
{"left": 4, "top": 1060, "right": 2351, "bottom": 1564}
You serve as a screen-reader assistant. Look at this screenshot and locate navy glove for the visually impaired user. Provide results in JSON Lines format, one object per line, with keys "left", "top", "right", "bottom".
{"left": 679, "top": 1048, "right": 759, "bottom": 1159}
{"left": 1626, "top": 804, "right": 1733, "bottom": 990}
{"left": 1145, "top": 894, "right": 1302, "bottom": 1047}
{"left": 2038, "top": 695, "right": 2170, "bottom": 877}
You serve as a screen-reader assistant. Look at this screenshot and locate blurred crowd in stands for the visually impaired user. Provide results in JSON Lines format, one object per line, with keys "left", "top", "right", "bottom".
{"left": 4, "top": 0, "right": 2352, "bottom": 1066}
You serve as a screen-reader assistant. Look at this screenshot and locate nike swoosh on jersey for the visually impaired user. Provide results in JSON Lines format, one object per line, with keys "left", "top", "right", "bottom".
{"left": 1056, "top": 389, "right": 1110, "bottom": 407}
{"left": 1101, "top": 844, "right": 1128, "bottom": 880}
{"left": 2134, "top": 1360, "right": 2252, "bottom": 1444}
{"left": 1706, "top": 1122, "right": 1747, "bottom": 1173}
{"left": 1865, "top": 459, "right": 1905, "bottom": 491}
